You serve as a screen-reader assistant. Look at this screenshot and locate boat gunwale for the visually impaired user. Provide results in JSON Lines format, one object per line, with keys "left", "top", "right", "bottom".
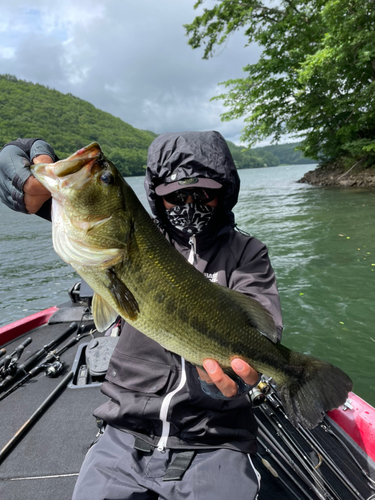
{"left": 0, "top": 306, "right": 59, "bottom": 346}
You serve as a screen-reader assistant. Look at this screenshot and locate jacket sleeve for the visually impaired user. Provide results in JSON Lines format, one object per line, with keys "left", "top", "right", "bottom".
{"left": 228, "top": 235, "right": 283, "bottom": 342}
{"left": 0, "top": 138, "right": 56, "bottom": 220}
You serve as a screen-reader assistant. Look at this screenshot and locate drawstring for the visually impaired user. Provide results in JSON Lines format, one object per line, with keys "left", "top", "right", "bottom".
{"left": 234, "top": 223, "right": 250, "bottom": 237}
{"left": 188, "top": 235, "right": 196, "bottom": 265}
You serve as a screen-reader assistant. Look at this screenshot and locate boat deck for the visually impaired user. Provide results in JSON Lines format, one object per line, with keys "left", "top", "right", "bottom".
{"left": 0, "top": 303, "right": 374, "bottom": 499}
{"left": 0, "top": 305, "right": 107, "bottom": 499}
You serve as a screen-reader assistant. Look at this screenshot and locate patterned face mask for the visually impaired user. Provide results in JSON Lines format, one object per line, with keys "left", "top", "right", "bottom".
{"left": 165, "top": 202, "right": 216, "bottom": 235}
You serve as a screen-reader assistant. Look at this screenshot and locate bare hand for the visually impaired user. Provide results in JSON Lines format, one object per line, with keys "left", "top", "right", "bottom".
{"left": 197, "top": 358, "right": 259, "bottom": 398}
{"left": 24, "top": 155, "right": 52, "bottom": 213}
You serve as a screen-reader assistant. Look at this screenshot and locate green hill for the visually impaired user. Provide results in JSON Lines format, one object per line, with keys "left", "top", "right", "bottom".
{"left": 227, "top": 141, "right": 316, "bottom": 169}
{"left": 252, "top": 143, "right": 316, "bottom": 166}
{"left": 0, "top": 74, "right": 315, "bottom": 175}
{"left": 0, "top": 74, "right": 157, "bottom": 175}
{"left": 227, "top": 141, "right": 279, "bottom": 169}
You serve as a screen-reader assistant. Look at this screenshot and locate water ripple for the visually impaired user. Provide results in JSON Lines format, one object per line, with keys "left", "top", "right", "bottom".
{"left": 1, "top": 165, "right": 374, "bottom": 405}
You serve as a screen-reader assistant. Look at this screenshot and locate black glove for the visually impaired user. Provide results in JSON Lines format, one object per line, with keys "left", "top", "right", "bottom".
{"left": 199, "top": 373, "right": 262, "bottom": 401}
{"left": 0, "top": 139, "right": 56, "bottom": 215}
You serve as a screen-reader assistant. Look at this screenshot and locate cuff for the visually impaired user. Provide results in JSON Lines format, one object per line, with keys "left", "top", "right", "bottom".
{"left": 30, "top": 140, "right": 56, "bottom": 162}
{"left": 199, "top": 373, "right": 262, "bottom": 401}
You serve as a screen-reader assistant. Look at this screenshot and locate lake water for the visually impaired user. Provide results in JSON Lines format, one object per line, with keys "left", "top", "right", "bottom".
{"left": 1, "top": 165, "right": 374, "bottom": 406}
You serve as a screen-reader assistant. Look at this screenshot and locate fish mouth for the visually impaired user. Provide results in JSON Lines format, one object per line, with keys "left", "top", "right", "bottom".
{"left": 32, "top": 142, "right": 104, "bottom": 191}
{"left": 55, "top": 143, "right": 102, "bottom": 177}
{"left": 53, "top": 156, "right": 98, "bottom": 177}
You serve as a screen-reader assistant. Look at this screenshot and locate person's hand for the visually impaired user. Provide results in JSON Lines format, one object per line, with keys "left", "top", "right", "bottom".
{"left": 197, "top": 358, "right": 259, "bottom": 398}
{"left": 24, "top": 155, "right": 52, "bottom": 213}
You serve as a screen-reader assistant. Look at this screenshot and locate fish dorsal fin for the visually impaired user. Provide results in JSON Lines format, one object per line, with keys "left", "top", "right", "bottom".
{"left": 92, "top": 293, "right": 119, "bottom": 332}
{"left": 222, "top": 287, "right": 279, "bottom": 343}
{"left": 105, "top": 268, "right": 140, "bottom": 321}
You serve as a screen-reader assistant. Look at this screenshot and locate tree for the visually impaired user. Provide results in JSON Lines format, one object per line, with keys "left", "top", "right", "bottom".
{"left": 185, "top": 0, "right": 375, "bottom": 165}
{"left": 0, "top": 75, "right": 155, "bottom": 176}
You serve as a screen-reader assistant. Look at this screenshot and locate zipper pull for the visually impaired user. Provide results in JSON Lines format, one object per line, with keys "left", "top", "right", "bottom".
{"left": 157, "top": 442, "right": 167, "bottom": 453}
{"left": 188, "top": 235, "right": 196, "bottom": 265}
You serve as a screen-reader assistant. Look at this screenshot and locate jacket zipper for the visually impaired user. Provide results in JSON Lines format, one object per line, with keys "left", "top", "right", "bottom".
{"left": 188, "top": 235, "right": 196, "bottom": 265}
{"left": 156, "top": 357, "right": 187, "bottom": 451}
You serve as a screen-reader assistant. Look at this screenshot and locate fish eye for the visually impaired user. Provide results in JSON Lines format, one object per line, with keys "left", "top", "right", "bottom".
{"left": 100, "top": 172, "right": 114, "bottom": 185}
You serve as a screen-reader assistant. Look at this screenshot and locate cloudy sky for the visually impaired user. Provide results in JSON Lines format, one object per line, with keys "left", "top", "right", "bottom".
{"left": 0, "top": 0, "right": 265, "bottom": 145}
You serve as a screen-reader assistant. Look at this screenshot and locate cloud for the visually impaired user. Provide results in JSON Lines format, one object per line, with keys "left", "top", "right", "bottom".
{"left": 0, "top": 0, "right": 263, "bottom": 145}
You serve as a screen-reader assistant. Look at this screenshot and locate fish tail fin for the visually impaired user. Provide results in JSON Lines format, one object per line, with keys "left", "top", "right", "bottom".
{"left": 276, "top": 356, "right": 352, "bottom": 429}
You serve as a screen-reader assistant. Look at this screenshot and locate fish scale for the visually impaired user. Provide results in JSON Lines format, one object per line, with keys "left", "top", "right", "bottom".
{"left": 32, "top": 142, "right": 353, "bottom": 429}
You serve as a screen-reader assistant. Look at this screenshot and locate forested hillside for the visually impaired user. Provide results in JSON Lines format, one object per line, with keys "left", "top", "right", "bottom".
{"left": 0, "top": 75, "right": 314, "bottom": 175}
{"left": 227, "top": 141, "right": 315, "bottom": 168}
{"left": 0, "top": 74, "right": 157, "bottom": 175}
{"left": 251, "top": 143, "right": 315, "bottom": 166}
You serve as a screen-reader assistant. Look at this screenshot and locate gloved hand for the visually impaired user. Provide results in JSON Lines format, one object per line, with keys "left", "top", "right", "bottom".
{"left": 23, "top": 157, "right": 52, "bottom": 213}
{"left": 0, "top": 139, "right": 55, "bottom": 214}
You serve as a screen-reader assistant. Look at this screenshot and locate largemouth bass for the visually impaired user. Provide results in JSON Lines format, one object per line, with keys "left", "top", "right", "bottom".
{"left": 31, "top": 143, "right": 352, "bottom": 429}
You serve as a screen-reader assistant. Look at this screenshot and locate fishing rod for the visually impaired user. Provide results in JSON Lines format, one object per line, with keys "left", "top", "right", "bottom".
{"left": 251, "top": 378, "right": 333, "bottom": 499}
{"left": 299, "top": 418, "right": 369, "bottom": 499}
{"left": 0, "top": 327, "right": 89, "bottom": 402}
{"left": 0, "top": 322, "right": 78, "bottom": 390}
{"left": 259, "top": 400, "right": 340, "bottom": 500}
{"left": 256, "top": 375, "right": 375, "bottom": 500}
{"left": 0, "top": 337, "right": 32, "bottom": 369}
{"left": 0, "top": 370, "right": 74, "bottom": 464}
{"left": 266, "top": 390, "right": 370, "bottom": 499}
{"left": 0, "top": 337, "right": 32, "bottom": 373}
{"left": 255, "top": 415, "right": 329, "bottom": 500}
{"left": 320, "top": 424, "right": 375, "bottom": 493}
{"left": 257, "top": 437, "right": 316, "bottom": 500}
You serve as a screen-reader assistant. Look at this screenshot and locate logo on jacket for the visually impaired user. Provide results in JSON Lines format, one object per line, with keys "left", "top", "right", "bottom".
{"left": 204, "top": 272, "right": 219, "bottom": 283}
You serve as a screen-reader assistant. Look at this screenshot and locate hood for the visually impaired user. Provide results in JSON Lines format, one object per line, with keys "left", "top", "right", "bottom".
{"left": 144, "top": 131, "right": 240, "bottom": 230}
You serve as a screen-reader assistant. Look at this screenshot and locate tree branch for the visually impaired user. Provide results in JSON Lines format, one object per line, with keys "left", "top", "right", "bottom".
{"left": 283, "top": 0, "right": 301, "bottom": 15}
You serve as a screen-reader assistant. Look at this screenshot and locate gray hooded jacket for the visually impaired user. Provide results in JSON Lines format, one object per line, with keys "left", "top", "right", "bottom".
{"left": 95, "top": 131, "right": 283, "bottom": 454}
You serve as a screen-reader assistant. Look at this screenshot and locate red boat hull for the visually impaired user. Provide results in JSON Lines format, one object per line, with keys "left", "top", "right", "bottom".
{"left": 329, "top": 392, "right": 375, "bottom": 462}
{"left": 0, "top": 307, "right": 59, "bottom": 346}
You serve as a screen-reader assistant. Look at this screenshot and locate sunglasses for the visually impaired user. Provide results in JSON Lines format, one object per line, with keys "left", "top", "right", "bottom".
{"left": 163, "top": 188, "right": 219, "bottom": 206}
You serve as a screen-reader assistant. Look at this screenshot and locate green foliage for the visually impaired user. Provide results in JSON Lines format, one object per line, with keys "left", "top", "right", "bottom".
{"left": 185, "top": 0, "right": 375, "bottom": 166}
{"left": 227, "top": 141, "right": 279, "bottom": 168}
{"left": 251, "top": 143, "right": 316, "bottom": 165}
{"left": 227, "top": 141, "right": 315, "bottom": 168}
{"left": 0, "top": 74, "right": 314, "bottom": 175}
{"left": 0, "top": 75, "right": 157, "bottom": 175}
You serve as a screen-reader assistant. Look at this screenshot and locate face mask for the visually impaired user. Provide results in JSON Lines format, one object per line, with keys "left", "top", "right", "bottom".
{"left": 165, "top": 202, "right": 216, "bottom": 235}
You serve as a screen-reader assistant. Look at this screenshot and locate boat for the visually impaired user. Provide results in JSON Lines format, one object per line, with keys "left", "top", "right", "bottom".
{"left": 0, "top": 282, "right": 374, "bottom": 500}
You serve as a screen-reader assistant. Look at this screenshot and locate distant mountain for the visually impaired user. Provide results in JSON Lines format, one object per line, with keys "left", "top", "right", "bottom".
{"left": 0, "top": 74, "right": 157, "bottom": 175}
{"left": 0, "top": 75, "right": 315, "bottom": 176}
{"left": 252, "top": 143, "right": 316, "bottom": 166}
{"left": 227, "top": 141, "right": 316, "bottom": 169}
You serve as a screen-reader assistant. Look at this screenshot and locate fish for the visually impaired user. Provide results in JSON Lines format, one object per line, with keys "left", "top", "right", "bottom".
{"left": 31, "top": 142, "right": 353, "bottom": 429}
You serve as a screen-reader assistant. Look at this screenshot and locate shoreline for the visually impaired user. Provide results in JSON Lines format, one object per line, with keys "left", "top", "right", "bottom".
{"left": 298, "top": 164, "right": 375, "bottom": 189}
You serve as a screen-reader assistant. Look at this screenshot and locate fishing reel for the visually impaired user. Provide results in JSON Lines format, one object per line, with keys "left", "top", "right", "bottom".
{"left": 41, "top": 360, "right": 64, "bottom": 378}
{"left": 0, "top": 337, "right": 33, "bottom": 385}
{"left": 249, "top": 376, "right": 272, "bottom": 406}
{"left": 0, "top": 356, "right": 18, "bottom": 381}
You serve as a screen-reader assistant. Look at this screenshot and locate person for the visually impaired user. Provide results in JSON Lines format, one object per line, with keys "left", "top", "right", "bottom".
{"left": 0, "top": 131, "right": 283, "bottom": 500}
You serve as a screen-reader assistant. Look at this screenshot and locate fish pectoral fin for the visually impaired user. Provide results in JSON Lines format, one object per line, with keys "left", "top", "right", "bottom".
{"left": 106, "top": 268, "right": 140, "bottom": 321}
{"left": 225, "top": 288, "right": 279, "bottom": 343}
{"left": 92, "top": 293, "right": 119, "bottom": 332}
